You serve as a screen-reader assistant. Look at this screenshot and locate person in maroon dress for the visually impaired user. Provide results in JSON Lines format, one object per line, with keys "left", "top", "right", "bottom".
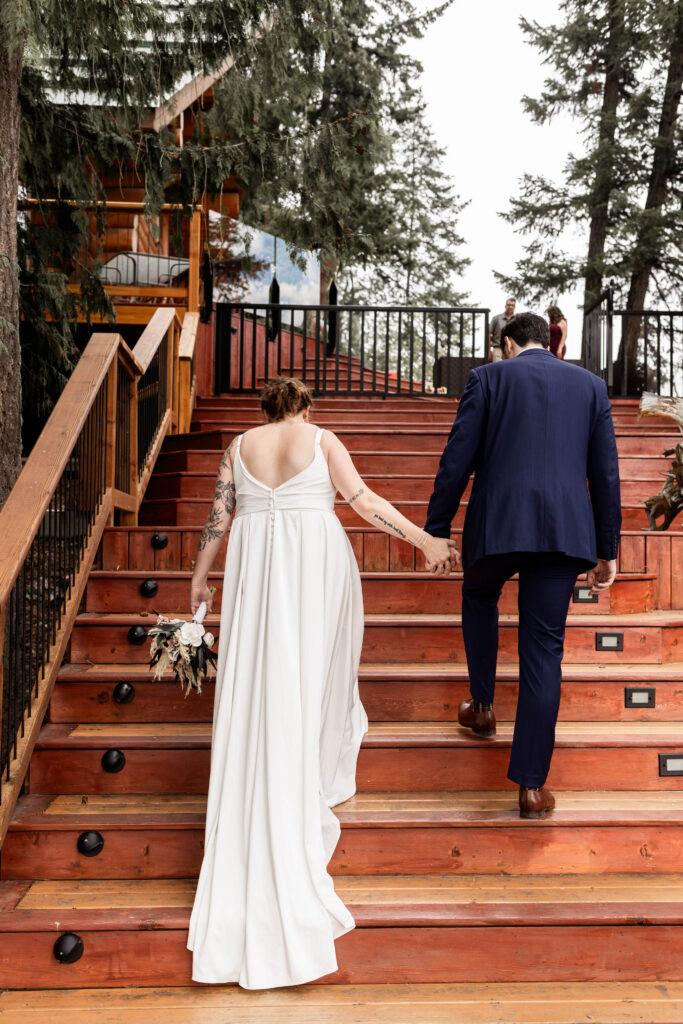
{"left": 546, "top": 305, "right": 567, "bottom": 359}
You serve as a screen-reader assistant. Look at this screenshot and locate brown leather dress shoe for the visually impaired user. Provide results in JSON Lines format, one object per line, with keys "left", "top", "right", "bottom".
{"left": 458, "top": 699, "right": 496, "bottom": 738}
{"left": 519, "top": 786, "right": 556, "bottom": 819}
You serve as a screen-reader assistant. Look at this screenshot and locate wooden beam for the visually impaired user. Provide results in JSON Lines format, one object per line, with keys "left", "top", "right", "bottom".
{"left": 69, "top": 284, "right": 189, "bottom": 300}
{"left": 188, "top": 213, "right": 201, "bottom": 314}
{"left": 147, "top": 58, "right": 235, "bottom": 132}
{"left": 111, "top": 488, "right": 136, "bottom": 513}
{"left": 0, "top": 494, "right": 112, "bottom": 849}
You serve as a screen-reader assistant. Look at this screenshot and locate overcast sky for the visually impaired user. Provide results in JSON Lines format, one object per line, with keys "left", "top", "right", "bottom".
{"left": 407, "top": 0, "right": 585, "bottom": 356}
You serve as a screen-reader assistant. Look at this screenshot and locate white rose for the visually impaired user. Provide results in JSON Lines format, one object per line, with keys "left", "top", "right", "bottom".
{"left": 203, "top": 632, "right": 215, "bottom": 649}
{"left": 178, "top": 620, "right": 205, "bottom": 647}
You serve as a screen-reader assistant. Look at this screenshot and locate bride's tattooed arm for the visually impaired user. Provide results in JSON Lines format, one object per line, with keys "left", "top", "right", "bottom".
{"left": 191, "top": 442, "right": 238, "bottom": 611}
{"left": 198, "top": 441, "right": 237, "bottom": 551}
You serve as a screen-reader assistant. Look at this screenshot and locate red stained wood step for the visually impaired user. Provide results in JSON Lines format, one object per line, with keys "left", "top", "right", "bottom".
{"left": 83, "top": 570, "right": 654, "bottom": 616}
{"left": 26, "top": 721, "right": 683, "bottom": 794}
{"left": 143, "top": 470, "right": 660, "bottom": 504}
{"left": 67, "top": 610, "right": 680, "bottom": 666}
{"left": 138, "top": 497, "right": 656, "bottom": 531}
{"left": 50, "top": 662, "right": 683, "bottom": 724}
{"left": 155, "top": 445, "right": 677, "bottom": 476}
{"left": 2, "top": 876, "right": 683, "bottom": 988}
{"left": 6, "top": 792, "right": 683, "bottom": 881}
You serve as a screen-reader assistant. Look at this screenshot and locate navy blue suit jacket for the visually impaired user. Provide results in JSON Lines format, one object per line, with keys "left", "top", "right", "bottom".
{"left": 424, "top": 348, "right": 622, "bottom": 569}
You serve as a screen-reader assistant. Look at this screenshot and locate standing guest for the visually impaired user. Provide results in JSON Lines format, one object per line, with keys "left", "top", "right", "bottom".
{"left": 423, "top": 313, "right": 621, "bottom": 819}
{"left": 546, "top": 305, "right": 568, "bottom": 359}
{"left": 489, "top": 297, "right": 516, "bottom": 361}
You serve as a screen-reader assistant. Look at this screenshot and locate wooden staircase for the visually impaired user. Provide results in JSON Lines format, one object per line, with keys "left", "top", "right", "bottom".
{"left": 2, "top": 393, "right": 683, "bottom": 1021}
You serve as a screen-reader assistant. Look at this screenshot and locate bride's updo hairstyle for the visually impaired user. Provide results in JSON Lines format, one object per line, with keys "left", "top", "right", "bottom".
{"left": 260, "top": 376, "right": 313, "bottom": 423}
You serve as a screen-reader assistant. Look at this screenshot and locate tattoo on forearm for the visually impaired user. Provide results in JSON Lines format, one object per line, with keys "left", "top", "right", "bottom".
{"left": 198, "top": 507, "right": 223, "bottom": 551}
{"left": 198, "top": 479, "right": 236, "bottom": 551}
{"left": 373, "top": 512, "right": 406, "bottom": 539}
{"left": 349, "top": 486, "right": 365, "bottom": 504}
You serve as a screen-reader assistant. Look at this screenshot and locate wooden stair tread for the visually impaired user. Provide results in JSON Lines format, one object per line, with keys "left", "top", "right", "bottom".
{"left": 33, "top": 720, "right": 683, "bottom": 748}
{"left": 73, "top": 609, "right": 683, "bottom": 627}
{"left": 5, "top": 875, "right": 683, "bottom": 931}
{"left": 11, "top": 790, "right": 683, "bottom": 830}
{"left": 56, "top": 660, "right": 683, "bottom": 683}
{"left": 88, "top": 569, "right": 656, "bottom": 582}
{"left": 4, "top": 983, "right": 683, "bottom": 1024}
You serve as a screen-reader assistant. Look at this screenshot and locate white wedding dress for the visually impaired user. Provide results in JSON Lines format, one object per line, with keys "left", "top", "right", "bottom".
{"left": 187, "top": 427, "right": 368, "bottom": 988}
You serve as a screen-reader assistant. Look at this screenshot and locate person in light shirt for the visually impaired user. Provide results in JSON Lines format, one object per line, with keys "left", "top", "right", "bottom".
{"left": 489, "top": 297, "right": 516, "bottom": 361}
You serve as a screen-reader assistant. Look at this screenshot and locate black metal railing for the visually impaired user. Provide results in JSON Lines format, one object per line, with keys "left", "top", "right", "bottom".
{"left": 0, "top": 383, "right": 108, "bottom": 785}
{"left": 215, "top": 302, "right": 490, "bottom": 396}
{"left": 583, "top": 289, "right": 683, "bottom": 397}
{"left": 115, "top": 361, "right": 131, "bottom": 492}
{"left": 137, "top": 331, "right": 169, "bottom": 478}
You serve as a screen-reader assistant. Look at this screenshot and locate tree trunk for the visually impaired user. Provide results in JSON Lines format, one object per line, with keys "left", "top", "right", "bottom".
{"left": 580, "top": 0, "right": 623, "bottom": 359}
{"left": 0, "top": 29, "right": 23, "bottom": 507}
{"left": 622, "top": 8, "right": 683, "bottom": 389}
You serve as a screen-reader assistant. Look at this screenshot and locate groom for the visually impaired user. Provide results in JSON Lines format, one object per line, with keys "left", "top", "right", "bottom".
{"left": 423, "top": 312, "right": 621, "bottom": 818}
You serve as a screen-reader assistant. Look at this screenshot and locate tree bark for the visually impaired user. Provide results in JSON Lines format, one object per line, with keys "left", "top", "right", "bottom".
{"left": 0, "top": 28, "right": 23, "bottom": 507}
{"left": 622, "top": 7, "right": 683, "bottom": 387}
{"left": 580, "top": 0, "right": 623, "bottom": 359}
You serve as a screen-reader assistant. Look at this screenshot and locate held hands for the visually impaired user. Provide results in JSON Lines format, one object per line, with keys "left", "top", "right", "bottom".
{"left": 586, "top": 558, "right": 617, "bottom": 595}
{"left": 190, "top": 579, "right": 215, "bottom": 616}
{"left": 422, "top": 535, "right": 460, "bottom": 576}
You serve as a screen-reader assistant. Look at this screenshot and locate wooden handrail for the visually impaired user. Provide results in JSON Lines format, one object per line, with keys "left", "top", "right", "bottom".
{"left": 134, "top": 307, "right": 177, "bottom": 374}
{"left": 0, "top": 333, "right": 120, "bottom": 606}
{"left": 0, "top": 305, "right": 198, "bottom": 845}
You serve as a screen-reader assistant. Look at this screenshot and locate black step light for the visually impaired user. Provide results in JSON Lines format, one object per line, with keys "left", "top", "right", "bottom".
{"left": 625, "top": 686, "right": 655, "bottom": 709}
{"left": 573, "top": 584, "right": 598, "bottom": 604}
{"left": 659, "top": 753, "right": 683, "bottom": 777}
{"left": 101, "top": 749, "right": 126, "bottom": 773}
{"left": 151, "top": 532, "right": 168, "bottom": 550}
{"left": 595, "top": 632, "right": 623, "bottom": 652}
{"left": 77, "top": 831, "right": 104, "bottom": 857}
{"left": 140, "top": 579, "right": 158, "bottom": 598}
{"left": 54, "top": 932, "right": 84, "bottom": 964}
{"left": 113, "top": 681, "right": 136, "bottom": 705}
{"left": 127, "top": 625, "right": 147, "bottom": 645}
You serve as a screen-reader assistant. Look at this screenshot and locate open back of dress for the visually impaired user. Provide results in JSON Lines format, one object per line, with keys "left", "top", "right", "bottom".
{"left": 187, "top": 427, "right": 367, "bottom": 988}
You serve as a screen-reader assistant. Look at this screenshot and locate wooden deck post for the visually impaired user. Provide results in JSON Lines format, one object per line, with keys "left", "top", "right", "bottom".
{"left": 105, "top": 359, "right": 118, "bottom": 524}
{"left": 188, "top": 211, "right": 201, "bottom": 313}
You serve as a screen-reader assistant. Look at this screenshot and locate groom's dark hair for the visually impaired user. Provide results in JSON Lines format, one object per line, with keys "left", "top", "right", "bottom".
{"left": 500, "top": 312, "right": 550, "bottom": 351}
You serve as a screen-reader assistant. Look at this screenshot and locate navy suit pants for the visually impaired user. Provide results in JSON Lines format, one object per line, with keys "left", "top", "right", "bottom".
{"left": 461, "top": 552, "right": 584, "bottom": 788}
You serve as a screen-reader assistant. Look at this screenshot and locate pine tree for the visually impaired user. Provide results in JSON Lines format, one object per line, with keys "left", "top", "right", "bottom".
{"left": 342, "top": 79, "right": 469, "bottom": 307}
{"left": 494, "top": 0, "right": 681, "bottom": 365}
{"left": 239, "top": 1, "right": 462, "bottom": 302}
{"left": 0, "top": 0, "right": 334, "bottom": 496}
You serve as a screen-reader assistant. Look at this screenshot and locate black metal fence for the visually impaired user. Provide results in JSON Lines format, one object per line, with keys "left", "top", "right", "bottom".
{"left": 584, "top": 289, "right": 683, "bottom": 397}
{"left": 215, "top": 302, "right": 490, "bottom": 396}
{"left": 0, "top": 384, "right": 108, "bottom": 784}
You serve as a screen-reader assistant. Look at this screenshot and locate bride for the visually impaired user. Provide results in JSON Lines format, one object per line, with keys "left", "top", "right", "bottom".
{"left": 187, "top": 376, "right": 455, "bottom": 988}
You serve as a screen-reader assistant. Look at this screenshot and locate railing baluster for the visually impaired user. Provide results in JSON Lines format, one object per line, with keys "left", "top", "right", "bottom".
{"left": 372, "top": 310, "right": 378, "bottom": 394}
{"left": 360, "top": 310, "right": 365, "bottom": 394}
{"left": 289, "top": 309, "right": 295, "bottom": 377}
